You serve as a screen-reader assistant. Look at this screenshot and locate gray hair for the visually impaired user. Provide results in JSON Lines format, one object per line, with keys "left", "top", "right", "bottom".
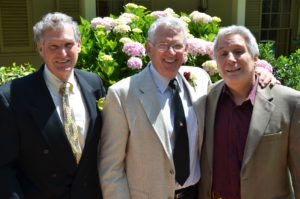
{"left": 147, "top": 16, "right": 189, "bottom": 44}
{"left": 33, "top": 12, "right": 80, "bottom": 44}
{"left": 213, "top": 25, "right": 259, "bottom": 59}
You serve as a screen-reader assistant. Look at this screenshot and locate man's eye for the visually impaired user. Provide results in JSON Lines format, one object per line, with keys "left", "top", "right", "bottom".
{"left": 157, "top": 44, "right": 168, "bottom": 50}
{"left": 233, "top": 50, "right": 243, "bottom": 55}
{"left": 173, "top": 44, "right": 184, "bottom": 50}
{"left": 220, "top": 51, "right": 228, "bottom": 56}
{"left": 49, "top": 45, "right": 58, "bottom": 50}
{"left": 66, "top": 43, "right": 74, "bottom": 48}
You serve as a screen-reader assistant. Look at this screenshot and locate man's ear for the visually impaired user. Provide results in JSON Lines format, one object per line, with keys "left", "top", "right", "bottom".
{"left": 184, "top": 43, "right": 189, "bottom": 51}
{"left": 37, "top": 43, "right": 44, "bottom": 57}
{"left": 145, "top": 42, "right": 151, "bottom": 55}
{"left": 77, "top": 40, "right": 82, "bottom": 53}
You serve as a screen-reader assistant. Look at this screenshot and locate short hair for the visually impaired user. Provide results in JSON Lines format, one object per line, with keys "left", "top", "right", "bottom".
{"left": 147, "top": 16, "right": 189, "bottom": 44}
{"left": 213, "top": 25, "right": 259, "bottom": 59}
{"left": 33, "top": 12, "right": 80, "bottom": 44}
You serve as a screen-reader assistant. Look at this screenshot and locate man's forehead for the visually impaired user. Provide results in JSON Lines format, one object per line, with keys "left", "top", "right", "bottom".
{"left": 154, "top": 27, "right": 184, "bottom": 41}
{"left": 218, "top": 34, "right": 246, "bottom": 47}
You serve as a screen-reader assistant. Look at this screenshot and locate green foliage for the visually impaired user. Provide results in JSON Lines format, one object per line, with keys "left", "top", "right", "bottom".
{"left": 77, "top": 4, "right": 155, "bottom": 87}
{"left": 2, "top": 4, "right": 299, "bottom": 92}
{"left": 77, "top": 3, "right": 222, "bottom": 88}
{"left": 0, "top": 63, "right": 36, "bottom": 86}
{"left": 259, "top": 43, "right": 300, "bottom": 90}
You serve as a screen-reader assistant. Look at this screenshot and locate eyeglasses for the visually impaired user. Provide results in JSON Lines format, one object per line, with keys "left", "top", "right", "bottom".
{"left": 153, "top": 43, "right": 186, "bottom": 52}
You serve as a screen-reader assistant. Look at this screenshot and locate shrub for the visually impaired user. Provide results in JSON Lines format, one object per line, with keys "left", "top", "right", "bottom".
{"left": 77, "top": 3, "right": 221, "bottom": 88}
{"left": 0, "top": 63, "right": 36, "bottom": 86}
{"left": 259, "top": 43, "right": 300, "bottom": 90}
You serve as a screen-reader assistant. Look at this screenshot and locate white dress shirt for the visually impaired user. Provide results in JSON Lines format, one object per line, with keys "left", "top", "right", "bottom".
{"left": 149, "top": 64, "right": 200, "bottom": 189}
{"left": 43, "top": 65, "right": 90, "bottom": 151}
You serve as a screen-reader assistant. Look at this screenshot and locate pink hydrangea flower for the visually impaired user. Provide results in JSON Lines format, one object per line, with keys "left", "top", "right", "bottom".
{"left": 150, "top": 11, "right": 169, "bottom": 19}
{"left": 189, "top": 11, "right": 212, "bottom": 24}
{"left": 90, "top": 17, "right": 114, "bottom": 31}
{"left": 122, "top": 42, "right": 145, "bottom": 57}
{"left": 187, "top": 38, "right": 214, "bottom": 58}
{"left": 90, "top": 17, "right": 102, "bottom": 29}
{"left": 127, "top": 57, "right": 143, "bottom": 70}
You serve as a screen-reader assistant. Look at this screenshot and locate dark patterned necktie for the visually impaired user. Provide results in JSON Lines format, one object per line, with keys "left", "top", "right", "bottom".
{"left": 60, "top": 82, "right": 81, "bottom": 164}
{"left": 169, "top": 78, "right": 190, "bottom": 185}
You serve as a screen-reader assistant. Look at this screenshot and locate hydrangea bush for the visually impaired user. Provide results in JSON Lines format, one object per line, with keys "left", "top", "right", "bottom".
{"left": 0, "top": 4, "right": 298, "bottom": 90}
{"left": 77, "top": 3, "right": 221, "bottom": 87}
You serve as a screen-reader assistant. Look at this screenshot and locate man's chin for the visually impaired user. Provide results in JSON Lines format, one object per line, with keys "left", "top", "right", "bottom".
{"left": 58, "top": 65, "right": 74, "bottom": 72}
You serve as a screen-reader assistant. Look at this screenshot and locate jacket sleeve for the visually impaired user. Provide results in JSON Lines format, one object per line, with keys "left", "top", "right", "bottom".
{"left": 0, "top": 85, "right": 24, "bottom": 199}
{"left": 98, "top": 86, "right": 130, "bottom": 199}
{"left": 289, "top": 99, "right": 300, "bottom": 198}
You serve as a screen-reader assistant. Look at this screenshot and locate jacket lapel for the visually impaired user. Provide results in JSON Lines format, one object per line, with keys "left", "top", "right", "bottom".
{"left": 241, "top": 86, "right": 275, "bottom": 171}
{"left": 205, "top": 81, "right": 224, "bottom": 171}
{"left": 29, "top": 68, "right": 77, "bottom": 170}
{"left": 74, "top": 70, "right": 98, "bottom": 151}
{"left": 136, "top": 67, "right": 173, "bottom": 159}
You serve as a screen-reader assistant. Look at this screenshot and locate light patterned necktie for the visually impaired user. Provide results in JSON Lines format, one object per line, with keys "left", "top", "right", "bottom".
{"left": 60, "top": 82, "right": 81, "bottom": 164}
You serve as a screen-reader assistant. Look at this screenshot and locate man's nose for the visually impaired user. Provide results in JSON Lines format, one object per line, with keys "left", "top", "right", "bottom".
{"left": 58, "top": 47, "right": 68, "bottom": 56}
{"left": 228, "top": 52, "right": 237, "bottom": 61}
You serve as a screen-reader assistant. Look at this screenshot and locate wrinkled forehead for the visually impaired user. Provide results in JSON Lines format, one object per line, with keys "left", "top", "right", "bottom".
{"left": 217, "top": 34, "right": 247, "bottom": 48}
{"left": 41, "top": 24, "right": 75, "bottom": 41}
{"left": 153, "top": 26, "right": 185, "bottom": 43}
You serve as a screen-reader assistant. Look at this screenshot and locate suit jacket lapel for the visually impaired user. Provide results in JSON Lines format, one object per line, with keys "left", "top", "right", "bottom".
{"left": 206, "top": 81, "right": 224, "bottom": 171}
{"left": 241, "top": 86, "right": 275, "bottom": 171}
{"left": 136, "top": 67, "right": 173, "bottom": 159}
{"left": 74, "top": 70, "right": 98, "bottom": 150}
{"left": 29, "top": 68, "right": 77, "bottom": 170}
{"left": 180, "top": 72, "right": 206, "bottom": 147}
{"left": 180, "top": 72, "right": 197, "bottom": 103}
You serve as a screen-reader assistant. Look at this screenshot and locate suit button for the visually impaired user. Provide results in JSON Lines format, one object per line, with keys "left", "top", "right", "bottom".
{"left": 51, "top": 173, "right": 57, "bottom": 178}
{"left": 170, "top": 169, "right": 175, "bottom": 175}
{"left": 43, "top": 149, "right": 49, "bottom": 154}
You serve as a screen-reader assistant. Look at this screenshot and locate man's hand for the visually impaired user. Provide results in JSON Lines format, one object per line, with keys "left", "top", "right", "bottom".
{"left": 255, "top": 67, "right": 280, "bottom": 87}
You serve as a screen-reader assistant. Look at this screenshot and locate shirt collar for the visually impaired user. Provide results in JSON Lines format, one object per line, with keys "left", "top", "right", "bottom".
{"left": 222, "top": 76, "right": 259, "bottom": 105}
{"left": 43, "top": 65, "right": 76, "bottom": 94}
{"left": 149, "top": 63, "right": 182, "bottom": 94}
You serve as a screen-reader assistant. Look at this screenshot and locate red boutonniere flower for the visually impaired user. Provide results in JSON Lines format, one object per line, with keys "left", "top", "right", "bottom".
{"left": 183, "top": 71, "right": 197, "bottom": 91}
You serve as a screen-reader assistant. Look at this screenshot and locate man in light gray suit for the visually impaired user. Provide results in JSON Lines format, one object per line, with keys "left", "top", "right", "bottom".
{"left": 199, "top": 25, "right": 300, "bottom": 199}
{"left": 98, "top": 16, "right": 211, "bottom": 199}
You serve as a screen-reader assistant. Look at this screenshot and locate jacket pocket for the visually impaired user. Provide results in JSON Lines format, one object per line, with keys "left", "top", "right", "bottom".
{"left": 261, "top": 131, "right": 283, "bottom": 142}
{"left": 130, "top": 188, "right": 148, "bottom": 199}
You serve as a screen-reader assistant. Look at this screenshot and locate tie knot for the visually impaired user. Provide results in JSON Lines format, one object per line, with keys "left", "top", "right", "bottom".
{"left": 169, "top": 78, "right": 179, "bottom": 92}
{"left": 60, "top": 82, "right": 73, "bottom": 95}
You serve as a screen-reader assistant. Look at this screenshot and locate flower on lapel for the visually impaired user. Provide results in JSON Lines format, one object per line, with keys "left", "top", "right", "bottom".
{"left": 97, "top": 97, "right": 105, "bottom": 111}
{"left": 183, "top": 71, "right": 197, "bottom": 91}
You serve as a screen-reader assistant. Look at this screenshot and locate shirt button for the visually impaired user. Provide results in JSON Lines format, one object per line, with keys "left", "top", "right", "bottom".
{"left": 43, "top": 149, "right": 49, "bottom": 154}
{"left": 51, "top": 173, "right": 57, "bottom": 178}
